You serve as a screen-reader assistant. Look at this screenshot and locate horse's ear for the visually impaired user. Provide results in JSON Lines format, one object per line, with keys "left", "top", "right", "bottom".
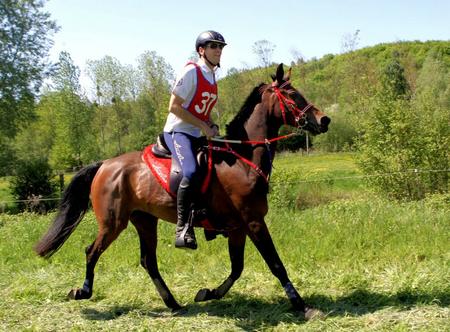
{"left": 275, "top": 63, "right": 284, "bottom": 83}
{"left": 285, "top": 67, "right": 292, "bottom": 81}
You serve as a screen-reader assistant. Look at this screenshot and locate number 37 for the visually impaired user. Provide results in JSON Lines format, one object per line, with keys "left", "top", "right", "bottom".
{"left": 195, "top": 92, "right": 217, "bottom": 115}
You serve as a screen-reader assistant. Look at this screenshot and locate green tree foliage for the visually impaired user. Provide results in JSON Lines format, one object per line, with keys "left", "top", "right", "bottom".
{"left": 87, "top": 56, "right": 135, "bottom": 156}
{"left": 85, "top": 52, "right": 174, "bottom": 155}
{"left": 87, "top": 56, "right": 134, "bottom": 103}
{"left": 276, "top": 126, "right": 310, "bottom": 152}
{"left": 0, "top": 0, "right": 58, "bottom": 176}
{"left": 218, "top": 69, "right": 255, "bottom": 128}
{"left": 136, "top": 51, "right": 174, "bottom": 137}
{"left": 0, "top": 0, "right": 58, "bottom": 137}
{"left": 10, "top": 158, "right": 58, "bottom": 212}
{"left": 0, "top": 138, "right": 15, "bottom": 176}
{"left": 14, "top": 52, "right": 99, "bottom": 171}
{"left": 357, "top": 50, "right": 448, "bottom": 200}
{"left": 47, "top": 52, "right": 97, "bottom": 170}
{"left": 314, "top": 106, "right": 358, "bottom": 152}
{"left": 218, "top": 64, "right": 278, "bottom": 130}
{"left": 13, "top": 90, "right": 57, "bottom": 162}
{"left": 381, "top": 52, "right": 411, "bottom": 99}
{"left": 412, "top": 53, "right": 450, "bottom": 194}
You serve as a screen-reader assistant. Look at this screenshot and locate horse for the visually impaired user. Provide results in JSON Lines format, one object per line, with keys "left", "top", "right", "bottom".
{"left": 34, "top": 64, "right": 330, "bottom": 320}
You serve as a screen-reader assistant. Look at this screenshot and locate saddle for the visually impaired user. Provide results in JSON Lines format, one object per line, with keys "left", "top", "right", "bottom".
{"left": 142, "top": 134, "right": 227, "bottom": 240}
{"left": 149, "top": 133, "right": 209, "bottom": 195}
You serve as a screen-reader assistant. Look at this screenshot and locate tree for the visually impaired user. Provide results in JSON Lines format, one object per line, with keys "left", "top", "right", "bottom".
{"left": 290, "top": 47, "right": 305, "bottom": 66}
{"left": 86, "top": 56, "right": 135, "bottom": 155}
{"left": 136, "top": 51, "right": 174, "bottom": 131}
{"left": 381, "top": 52, "right": 411, "bottom": 99}
{"left": 412, "top": 52, "right": 449, "bottom": 194}
{"left": 13, "top": 90, "right": 57, "bottom": 163}
{"left": 252, "top": 40, "right": 276, "bottom": 68}
{"left": 341, "top": 29, "right": 360, "bottom": 53}
{"left": 0, "top": 0, "right": 58, "bottom": 137}
{"left": 314, "top": 107, "right": 358, "bottom": 152}
{"left": 49, "top": 52, "right": 97, "bottom": 170}
{"left": 86, "top": 56, "right": 133, "bottom": 104}
{"left": 10, "top": 157, "right": 58, "bottom": 212}
{"left": 0, "top": 137, "right": 15, "bottom": 176}
{"left": 356, "top": 52, "right": 446, "bottom": 200}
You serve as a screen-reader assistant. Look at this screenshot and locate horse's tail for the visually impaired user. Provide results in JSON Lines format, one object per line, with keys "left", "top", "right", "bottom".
{"left": 34, "top": 161, "right": 103, "bottom": 258}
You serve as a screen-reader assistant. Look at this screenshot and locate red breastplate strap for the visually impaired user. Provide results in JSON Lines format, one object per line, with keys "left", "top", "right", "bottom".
{"left": 186, "top": 62, "right": 218, "bottom": 121}
{"left": 207, "top": 142, "right": 270, "bottom": 183}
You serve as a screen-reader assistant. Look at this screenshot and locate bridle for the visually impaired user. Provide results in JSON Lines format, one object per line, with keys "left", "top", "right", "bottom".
{"left": 270, "top": 81, "right": 313, "bottom": 129}
{"left": 205, "top": 81, "right": 317, "bottom": 184}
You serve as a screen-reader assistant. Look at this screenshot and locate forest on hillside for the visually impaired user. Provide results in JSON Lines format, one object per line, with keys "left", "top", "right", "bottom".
{"left": 2, "top": 40, "right": 448, "bottom": 175}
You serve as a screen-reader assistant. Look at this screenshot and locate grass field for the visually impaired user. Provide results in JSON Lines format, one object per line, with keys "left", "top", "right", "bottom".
{"left": 0, "top": 153, "right": 449, "bottom": 331}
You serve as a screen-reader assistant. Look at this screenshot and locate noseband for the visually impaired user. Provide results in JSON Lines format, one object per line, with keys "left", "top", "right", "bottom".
{"left": 271, "top": 81, "right": 312, "bottom": 129}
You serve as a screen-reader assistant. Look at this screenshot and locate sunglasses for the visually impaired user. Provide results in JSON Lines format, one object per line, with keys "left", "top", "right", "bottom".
{"left": 207, "top": 42, "right": 225, "bottom": 50}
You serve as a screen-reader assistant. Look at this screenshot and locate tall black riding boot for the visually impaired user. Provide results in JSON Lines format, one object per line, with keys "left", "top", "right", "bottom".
{"left": 175, "top": 177, "right": 197, "bottom": 249}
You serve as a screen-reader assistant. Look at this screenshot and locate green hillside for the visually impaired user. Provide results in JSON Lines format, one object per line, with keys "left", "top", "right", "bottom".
{"left": 218, "top": 40, "right": 449, "bottom": 126}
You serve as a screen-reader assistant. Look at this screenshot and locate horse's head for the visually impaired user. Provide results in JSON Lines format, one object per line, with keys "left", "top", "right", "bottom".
{"left": 266, "top": 64, "right": 330, "bottom": 135}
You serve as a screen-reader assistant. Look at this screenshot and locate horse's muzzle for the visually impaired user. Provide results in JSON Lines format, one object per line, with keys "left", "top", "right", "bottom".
{"left": 320, "top": 116, "right": 331, "bottom": 133}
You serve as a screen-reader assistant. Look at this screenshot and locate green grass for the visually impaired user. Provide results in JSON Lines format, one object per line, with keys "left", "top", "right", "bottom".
{"left": 271, "top": 152, "right": 367, "bottom": 209}
{"left": 0, "top": 153, "right": 449, "bottom": 331}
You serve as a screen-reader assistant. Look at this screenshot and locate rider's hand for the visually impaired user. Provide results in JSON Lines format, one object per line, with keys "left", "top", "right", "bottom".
{"left": 203, "top": 123, "right": 219, "bottom": 138}
{"left": 210, "top": 124, "right": 220, "bottom": 137}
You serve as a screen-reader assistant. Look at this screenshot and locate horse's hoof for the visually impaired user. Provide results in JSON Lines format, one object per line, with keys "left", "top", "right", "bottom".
{"left": 67, "top": 288, "right": 91, "bottom": 300}
{"left": 171, "top": 305, "right": 187, "bottom": 315}
{"left": 172, "top": 304, "right": 183, "bottom": 311}
{"left": 304, "top": 307, "right": 325, "bottom": 320}
{"left": 67, "top": 288, "right": 78, "bottom": 299}
{"left": 194, "top": 288, "right": 212, "bottom": 302}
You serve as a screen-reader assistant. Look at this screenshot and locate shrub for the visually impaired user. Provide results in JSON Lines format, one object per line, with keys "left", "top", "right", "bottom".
{"left": 314, "top": 106, "right": 358, "bottom": 152}
{"left": 357, "top": 92, "right": 448, "bottom": 200}
{"left": 10, "top": 158, "right": 59, "bottom": 213}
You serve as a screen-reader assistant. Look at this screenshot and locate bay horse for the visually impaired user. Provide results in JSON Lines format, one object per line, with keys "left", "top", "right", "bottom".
{"left": 35, "top": 64, "right": 330, "bottom": 319}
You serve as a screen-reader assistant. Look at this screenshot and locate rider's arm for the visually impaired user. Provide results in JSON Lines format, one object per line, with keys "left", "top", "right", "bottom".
{"left": 168, "top": 93, "right": 218, "bottom": 138}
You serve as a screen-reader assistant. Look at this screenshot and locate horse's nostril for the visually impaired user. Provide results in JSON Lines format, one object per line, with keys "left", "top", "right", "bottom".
{"left": 321, "top": 116, "right": 331, "bottom": 127}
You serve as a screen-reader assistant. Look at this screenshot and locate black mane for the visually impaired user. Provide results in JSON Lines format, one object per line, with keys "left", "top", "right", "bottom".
{"left": 226, "top": 83, "right": 266, "bottom": 139}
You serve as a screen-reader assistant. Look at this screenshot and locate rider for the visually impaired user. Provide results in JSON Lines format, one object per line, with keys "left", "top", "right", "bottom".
{"left": 163, "top": 30, "right": 226, "bottom": 249}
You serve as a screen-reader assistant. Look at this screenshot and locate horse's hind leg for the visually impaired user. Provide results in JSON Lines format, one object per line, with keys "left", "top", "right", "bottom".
{"left": 68, "top": 214, "right": 128, "bottom": 300}
{"left": 195, "top": 228, "right": 246, "bottom": 302}
{"left": 130, "top": 211, "right": 182, "bottom": 311}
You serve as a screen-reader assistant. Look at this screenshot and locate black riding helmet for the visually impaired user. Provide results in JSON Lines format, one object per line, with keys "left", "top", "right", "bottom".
{"left": 195, "top": 30, "right": 227, "bottom": 52}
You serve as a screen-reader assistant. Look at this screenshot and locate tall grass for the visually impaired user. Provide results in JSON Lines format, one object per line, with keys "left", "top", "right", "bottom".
{"left": 0, "top": 153, "right": 449, "bottom": 331}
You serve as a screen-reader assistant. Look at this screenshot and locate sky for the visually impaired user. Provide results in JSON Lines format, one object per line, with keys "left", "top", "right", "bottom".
{"left": 44, "top": 0, "right": 449, "bottom": 91}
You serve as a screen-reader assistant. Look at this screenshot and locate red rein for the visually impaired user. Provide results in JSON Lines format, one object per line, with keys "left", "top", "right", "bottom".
{"left": 205, "top": 83, "right": 313, "bottom": 183}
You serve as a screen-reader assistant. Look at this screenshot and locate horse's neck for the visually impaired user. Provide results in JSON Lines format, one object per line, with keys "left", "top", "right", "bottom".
{"left": 242, "top": 104, "right": 280, "bottom": 170}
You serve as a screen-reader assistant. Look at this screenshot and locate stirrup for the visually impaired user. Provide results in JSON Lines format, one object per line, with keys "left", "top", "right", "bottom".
{"left": 175, "top": 224, "right": 197, "bottom": 250}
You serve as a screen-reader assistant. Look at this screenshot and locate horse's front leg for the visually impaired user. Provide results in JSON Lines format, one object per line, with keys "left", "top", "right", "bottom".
{"left": 247, "top": 219, "right": 322, "bottom": 320}
{"left": 195, "top": 228, "right": 246, "bottom": 302}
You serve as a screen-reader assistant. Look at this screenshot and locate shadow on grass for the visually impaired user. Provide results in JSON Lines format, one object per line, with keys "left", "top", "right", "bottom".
{"left": 81, "top": 305, "right": 168, "bottom": 321}
{"left": 80, "top": 288, "right": 449, "bottom": 330}
{"left": 308, "top": 288, "right": 449, "bottom": 317}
